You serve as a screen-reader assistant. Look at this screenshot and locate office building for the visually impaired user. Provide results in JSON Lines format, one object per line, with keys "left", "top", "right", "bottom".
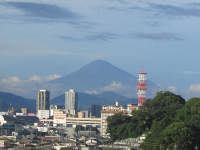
{"left": 50, "top": 105, "right": 65, "bottom": 117}
{"left": 21, "top": 107, "right": 28, "bottom": 115}
{"left": 65, "top": 89, "right": 78, "bottom": 116}
{"left": 53, "top": 110, "right": 66, "bottom": 126}
{"left": 36, "top": 90, "right": 50, "bottom": 112}
{"left": 90, "top": 104, "right": 101, "bottom": 117}
{"left": 37, "top": 110, "right": 50, "bottom": 119}
{"left": 77, "top": 112, "right": 85, "bottom": 118}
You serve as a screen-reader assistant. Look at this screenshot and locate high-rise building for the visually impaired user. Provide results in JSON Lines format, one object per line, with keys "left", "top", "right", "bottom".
{"left": 36, "top": 90, "right": 50, "bottom": 112}
{"left": 90, "top": 104, "right": 101, "bottom": 117}
{"left": 65, "top": 89, "right": 78, "bottom": 116}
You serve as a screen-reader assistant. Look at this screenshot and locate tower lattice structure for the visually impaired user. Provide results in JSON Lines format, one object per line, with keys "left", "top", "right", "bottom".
{"left": 137, "top": 72, "right": 147, "bottom": 106}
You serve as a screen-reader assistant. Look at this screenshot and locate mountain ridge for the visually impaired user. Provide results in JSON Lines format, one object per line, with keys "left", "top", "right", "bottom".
{"left": 51, "top": 91, "right": 137, "bottom": 110}
{"left": 0, "top": 91, "right": 35, "bottom": 112}
{"left": 50, "top": 59, "right": 157, "bottom": 98}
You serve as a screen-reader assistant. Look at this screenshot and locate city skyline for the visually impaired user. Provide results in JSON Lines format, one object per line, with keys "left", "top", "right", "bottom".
{"left": 36, "top": 89, "right": 50, "bottom": 111}
{"left": 65, "top": 89, "right": 78, "bottom": 116}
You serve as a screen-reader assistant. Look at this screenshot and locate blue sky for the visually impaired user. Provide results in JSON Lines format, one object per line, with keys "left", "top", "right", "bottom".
{"left": 1, "top": 0, "right": 200, "bottom": 98}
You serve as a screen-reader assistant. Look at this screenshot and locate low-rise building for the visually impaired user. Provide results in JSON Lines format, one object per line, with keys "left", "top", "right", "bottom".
{"left": 77, "top": 112, "right": 85, "bottom": 118}
{"left": 53, "top": 110, "right": 66, "bottom": 126}
{"left": 37, "top": 110, "right": 50, "bottom": 120}
{"left": 101, "top": 102, "right": 127, "bottom": 137}
{"left": 21, "top": 107, "right": 28, "bottom": 115}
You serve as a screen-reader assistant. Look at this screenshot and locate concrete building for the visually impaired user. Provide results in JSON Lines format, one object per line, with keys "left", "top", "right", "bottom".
{"left": 101, "top": 102, "right": 127, "bottom": 137}
{"left": 77, "top": 112, "right": 85, "bottom": 118}
{"left": 36, "top": 89, "right": 50, "bottom": 112}
{"left": 37, "top": 110, "right": 50, "bottom": 120}
{"left": 90, "top": 104, "right": 101, "bottom": 117}
{"left": 0, "top": 140, "right": 10, "bottom": 148}
{"left": 40, "top": 117, "right": 101, "bottom": 129}
{"left": 21, "top": 107, "right": 28, "bottom": 115}
{"left": 65, "top": 89, "right": 78, "bottom": 117}
{"left": 53, "top": 110, "right": 66, "bottom": 126}
{"left": 50, "top": 105, "right": 64, "bottom": 117}
{"left": 82, "top": 110, "right": 89, "bottom": 118}
{"left": 0, "top": 115, "right": 6, "bottom": 126}
{"left": 127, "top": 104, "right": 138, "bottom": 115}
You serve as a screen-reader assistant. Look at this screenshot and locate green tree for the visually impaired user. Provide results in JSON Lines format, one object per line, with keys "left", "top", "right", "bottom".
{"left": 176, "top": 98, "right": 200, "bottom": 148}
{"left": 160, "top": 122, "right": 193, "bottom": 150}
{"left": 107, "top": 91, "right": 200, "bottom": 150}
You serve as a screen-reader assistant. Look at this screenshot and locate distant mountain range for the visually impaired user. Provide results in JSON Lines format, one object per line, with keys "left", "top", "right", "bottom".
{"left": 0, "top": 91, "right": 35, "bottom": 112}
{"left": 51, "top": 91, "right": 137, "bottom": 110}
{"left": 0, "top": 91, "right": 136, "bottom": 112}
{"left": 0, "top": 60, "right": 158, "bottom": 111}
{"left": 50, "top": 60, "right": 158, "bottom": 98}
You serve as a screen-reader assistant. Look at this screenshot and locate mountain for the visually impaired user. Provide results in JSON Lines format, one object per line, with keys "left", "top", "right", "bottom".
{"left": 0, "top": 60, "right": 157, "bottom": 110}
{"left": 0, "top": 91, "right": 35, "bottom": 112}
{"left": 50, "top": 60, "right": 157, "bottom": 98}
{"left": 51, "top": 91, "right": 137, "bottom": 110}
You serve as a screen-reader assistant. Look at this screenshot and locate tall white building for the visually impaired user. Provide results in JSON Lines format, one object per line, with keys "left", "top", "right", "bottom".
{"left": 65, "top": 89, "right": 78, "bottom": 116}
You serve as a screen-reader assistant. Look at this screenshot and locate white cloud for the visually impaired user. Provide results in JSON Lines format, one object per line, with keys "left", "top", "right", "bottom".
{"left": 0, "top": 74, "right": 61, "bottom": 85}
{"left": 189, "top": 84, "right": 200, "bottom": 93}
{"left": 28, "top": 75, "right": 43, "bottom": 82}
{"left": 84, "top": 81, "right": 135, "bottom": 98}
{"left": 0, "top": 76, "right": 22, "bottom": 87}
{"left": 45, "top": 74, "right": 61, "bottom": 81}
{"left": 0, "top": 74, "right": 61, "bottom": 97}
{"left": 84, "top": 81, "right": 125, "bottom": 95}
{"left": 1, "top": 76, "right": 21, "bottom": 83}
{"left": 28, "top": 74, "right": 61, "bottom": 82}
{"left": 102, "top": 81, "right": 124, "bottom": 92}
{"left": 84, "top": 89, "right": 99, "bottom": 95}
{"left": 167, "top": 86, "right": 177, "bottom": 93}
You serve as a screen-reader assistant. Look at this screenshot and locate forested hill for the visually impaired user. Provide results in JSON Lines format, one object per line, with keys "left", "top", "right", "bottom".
{"left": 107, "top": 91, "right": 200, "bottom": 150}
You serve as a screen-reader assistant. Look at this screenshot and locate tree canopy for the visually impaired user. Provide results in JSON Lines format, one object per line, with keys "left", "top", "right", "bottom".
{"left": 107, "top": 91, "right": 200, "bottom": 149}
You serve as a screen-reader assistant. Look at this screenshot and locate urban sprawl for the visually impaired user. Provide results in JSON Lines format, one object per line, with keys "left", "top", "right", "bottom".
{"left": 0, "top": 73, "right": 147, "bottom": 150}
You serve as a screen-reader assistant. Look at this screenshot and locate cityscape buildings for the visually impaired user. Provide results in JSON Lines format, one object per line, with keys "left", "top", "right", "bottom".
{"left": 36, "top": 89, "right": 50, "bottom": 111}
{"left": 36, "top": 89, "right": 50, "bottom": 119}
{"left": 101, "top": 101, "right": 127, "bottom": 137}
{"left": 90, "top": 104, "right": 101, "bottom": 118}
{"left": 0, "top": 72, "right": 148, "bottom": 149}
{"left": 65, "top": 89, "right": 78, "bottom": 116}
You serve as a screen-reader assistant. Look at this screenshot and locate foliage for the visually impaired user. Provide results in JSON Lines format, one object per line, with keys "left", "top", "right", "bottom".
{"left": 107, "top": 91, "right": 200, "bottom": 149}
{"left": 160, "top": 122, "right": 193, "bottom": 150}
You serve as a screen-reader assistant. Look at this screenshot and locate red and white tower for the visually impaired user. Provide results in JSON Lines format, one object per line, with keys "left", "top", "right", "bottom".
{"left": 137, "top": 72, "right": 147, "bottom": 107}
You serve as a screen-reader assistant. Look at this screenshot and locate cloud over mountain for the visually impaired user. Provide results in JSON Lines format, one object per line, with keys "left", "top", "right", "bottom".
{"left": 0, "top": 74, "right": 61, "bottom": 97}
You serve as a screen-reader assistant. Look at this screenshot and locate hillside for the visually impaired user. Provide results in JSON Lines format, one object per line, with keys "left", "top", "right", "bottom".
{"left": 0, "top": 91, "right": 35, "bottom": 112}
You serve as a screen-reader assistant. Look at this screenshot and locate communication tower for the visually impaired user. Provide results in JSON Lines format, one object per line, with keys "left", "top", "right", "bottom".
{"left": 137, "top": 72, "right": 147, "bottom": 106}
